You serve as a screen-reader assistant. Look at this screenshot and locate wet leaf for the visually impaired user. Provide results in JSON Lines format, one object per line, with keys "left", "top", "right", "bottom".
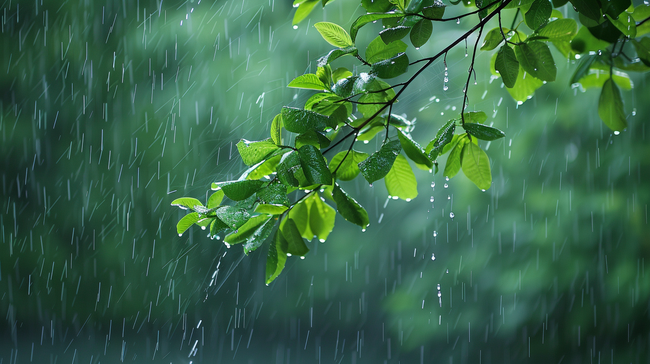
{"left": 224, "top": 214, "right": 273, "bottom": 245}
{"left": 443, "top": 136, "right": 466, "bottom": 179}
{"left": 410, "top": 19, "right": 433, "bottom": 48}
{"left": 495, "top": 45, "right": 519, "bottom": 88}
{"left": 171, "top": 197, "right": 204, "bottom": 211}
{"left": 281, "top": 107, "right": 333, "bottom": 134}
{"left": 359, "top": 140, "right": 402, "bottom": 184}
{"left": 525, "top": 0, "right": 552, "bottom": 30}
{"left": 314, "top": 22, "right": 354, "bottom": 48}
{"left": 298, "top": 145, "right": 332, "bottom": 185}
{"left": 598, "top": 78, "right": 627, "bottom": 132}
{"left": 329, "top": 150, "right": 369, "bottom": 181}
{"left": 281, "top": 218, "right": 310, "bottom": 256}
{"left": 371, "top": 52, "right": 409, "bottom": 79}
{"left": 308, "top": 193, "right": 336, "bottom": 241}
{"left": 177, "top": 212, "right": 200, "bottom": 235}
{"left": 481, "top": 27, "right": 507, "bottom": 51}
{"left": 288, "top": 74, "right": 329, "bottom": 90}
{"left": 270, "top": 114, "right": 283, "bottom": 145}
{"left": 350, "top": 13, "right": 405, "bottom": 42}
{"left": 215, "top": 206, "right": 251, "bottom": 229}
{"left": 396, "top": 128, "right": 433, "bottom": 169}
{"left": 236, "top": 139, "right": 280, "bottom": 166}
{"left": 422, "top": 0, "right": 446, "bottom": 19}
{"left": 426, "top": 119, "right": 455, "bottom": 160}
{"left": 537, "top": 18, "right": 578, "bottom": 41}
{"left": 384, "top": 154, "right": 418, "bottom": 201}
{"left": 265, "top": 230, "right": 288, "bottom": 284}
{"left": 366, "top": 37, "right": 408, "bottom": 64}
{"left": 332, "top": 184, "right": 370, "bottom": 227}
{"left": 207, "top": 191, "right": 225, "bottom": 209}
{"left": 515, "top": 41, "right": 556, "bottom": 82}
{"left": 463, "top": 123, "right": 506, "bottom": 141}
{"left": 379, "top": 26, "right": 412, "bottom": 44}
{"left": 317, "top": 47, "right": 359, "bottom": 67}
{"left": 213, "top": 180, "right": 266, "bottom": 201}
{"left": 255, "top": 204, "right": 289, "bottom": 215}
{"left": 461, "top": 142, "right": 492, "bottom": 190}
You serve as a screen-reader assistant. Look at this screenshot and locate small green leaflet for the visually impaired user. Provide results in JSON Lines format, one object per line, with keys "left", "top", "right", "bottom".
{"left": 288, "top": 198, "right": 313, "bottom": 239}
{"left": 277, "top": 219, "right": 308, "bottom": 257}
{"left": 495, "top": 45, "right": 519, "bottom": 88}
{"left": 210, "top": 218, "right": 230, "bottom": 238}
{"left": 463, "top": 123, "right": 505, "bottom": 141}
{"left": 366, "top": 37, "right": 408, "bottom": 64}
{"left": 396, "top": 127, "right": 433, "bottom": 169}
{"left": 515, "top": 41, "right": 556, "bottom": 82}
{"left": 481, "top": 27, "right": 508, "bottom": 51}
{"left": 224, "top": 215, "right": 273, "bottom": 245}
{"left": 281, "top": 107, "right": 333, "bottom": 134}
{"left": 207, "top": 190, "right": 225, "bottom": 209}
{"left": 215, "top": 206, "right": 250, "bottom": 229}
{"left": 537, "top": 19, "right": 577, "bottom": 41}
{"left": 271, "top": 114, "right": 283, "bottom": 145}
{"left": 332, "top": 184, "right": 370, "bottom": 228}
{"left": 177, "top": 212, "right": 200, "bottom": 235}
{"left": 329, "top": 150, "right": 368, "bottom": 181}
{"left": 598, "top": 78, "right": 627, "bottom": 132}
{"left": 422, "top": 0, "right": 446, "bottom": 19}
{"left": 350, "top": 13, "right": 405, "bottom": 42}
{"left": 212, "top": 180, "right": 266, "bottom": 201}
{"left": 317, "top": 47, "right": 358, "bottom": 67}
{"left": 405, "top": 0, "right": 426, "bottom": 13}
{"left": 504, "top": 65, "right": 544, "bottom": 103}
{"left": 379, "top": 26, "right": 411, "bottom": 44}
{"left": 314, "top": 22, "right": 354, "bottom": 48}
{"left": 277, "top": 151, "right": 301, "bottom": 187}
{"left": 243, "top": 216, "right": 276, "bottom": 254}
{"left": 308, "top": 193, "right": 336, "bottom": 242}
{"left": 461, "top": 142, "right": 492, "bottom": 190}
{"left": 443, "top": 135, "right": 467, "bottom": 178}
{"left": 293, "top": 0, "right": 319, "bottom": 26}
{"left": 359, "top": 140, "right": 402, "bottom": 184}
{"left": 288, "top": 74, "right": 328, "bottom": 90}
{"left": 265, "top": 230, "right": 288, "bottom": 284}
{"left": 316, "top": 65, "right": 332, "bottom": 87}
{"left": 371, "top": 52, "right": 409, "bottom": 79}
{"left": 332, "top": 76, "right": 357, "bottom": 98}
{"left": 569, "top": 55, "right": 596, "bottom": 85}
{"left": 257, "top": 181, "right": 290, "bottom": 206}
{"left": 298, "top": 145, "right": 333, "bottom": 185}
{"left": 295, "top": 130, "right": 331, "bottom": 149}
{"left": 236, "top": 139, "right": 280, "bottom": 166}
{"left": 632, "top": 38, "right": 650, "bottom": 67}
{"left": 525, "top": 0, "right": 552, "bottom": 30}
{"left": 410, "top": 19, "right": 433, "bottom": 48}
{"left": 171, "top": 197, "right": 203, "bottom": 211}
{"left": 384, "top": 154, "right": 418, "bottom": 201}
{"left": 255, "top": 204, "right": 289, "bottom": 215}
{"left": 426, "top": 119, "right": 455, "bottom": 160}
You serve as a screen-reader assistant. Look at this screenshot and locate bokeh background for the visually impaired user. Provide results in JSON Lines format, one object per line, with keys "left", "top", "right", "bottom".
{"left": 1, "top": 0, "right": 648, "bottom": 363}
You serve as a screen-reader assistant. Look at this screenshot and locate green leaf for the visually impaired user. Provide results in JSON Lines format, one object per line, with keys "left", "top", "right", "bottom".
{"left": 396, "top": 128, "right": 433, "bottom": 169}
{"left": 277, "top": 151, "right": 302, "bottom": 187}
{"left": 329, "top": 150, "right": 369, "bottom": 181}
{"left": 255, "top": 204, "right": 289, "bottom": 215}
{"left": 569, "top": 54, "right": 596, "bottom": 85}
{"left": 525, "top": 0, "right": 551, "bottom": 30}
{"left": 332, "top": 184, "right": 370, "bottom": 227}
{"left": 463, "top": 123, "right": 506, "bottom": 141}
{"left": 379, "top": 26, "right": 412, "bottom": 44}
{"left": 236, "top": 139, "right": 281, "bottom": 166}
{"left": 293, "top": 0, "right": 320, "bottom": 26}
{"left": 359, "top": 140, "right": 402, "bottom": 184}
{"left": 357, "top": 93, "right": 389, "bottom": 117}
{"left": 215, "top": 206, "right": 250, "bottom": 229}
{"left": 462, "top": 111, "right": 487, "bottom": 124}
{"left": 207, "top": 191, "right": 225, "bottom": 209}
{"left": 243, "top": 216, "right": 276, "bottom": 254}
{"left": 171, "top": 197, "right": 204, "bottom": 211}
{"left": 225, "top": 215, "right": 273, "bottom": 245}
{"left": 495, "top": 45, "right": 519, "bottom": 88}
{"left": 288, "top": 74, "right": 328, "bottom": 90}
{"left": 308, "top": 193, "right": 336, "bottom": 241}
{"left": 332, "top": 76, "right": 358, "bottom": 98}
{"left": 405, "top": 0, "right": 426, "bottom": 13}
{"left": 314, "top": 22, "right": 354, "bottom": 48}
{"left": 298, "top": 145, "right": 333, "bottom": 185}
{"left": 243, "top": 153, "right": 284, "bottom": 180}
{"left": 212, "top": 180, "right": 265, "bottom": 201}
{"left": 505, "top": 66, "right": 544, "bottom": 103}
{"left": 350, "top": 13, "right": 405, "bottom": 42}
{"left": 505, "top": 0, "right": 535, "bottom": 9}
{"left": 210, "top": 218, "right": 230, "bottom": 238}
{"left": 177, "top": 212, "right": 200, "bottom": 235}
{"left": 371, "top": 52, "right": 409, "bottom": 79}
{"left": 573, "top": 68, "right": 632, "bottom": 90}
{"left": 598, "top": 78, "right": 627, "bottom": 132}
{"left": 606, "top": 13, "right": 636, "bottom": 37}
{"left": 317, "top": 65, "right": 332, "bottom": 87}
{"left": 366, "top": 37, "right": 408, "bottom": 64}
{"left": 633, "top": 5, "right": 650, "bottom": 36}
{"left": 602, "top": 0, "right": 631, "bottom": 18}
{"left": 362, "top": 0, "right": 394, "bottom": 12}
{"left": 410, "top": 19, "right": 433, "bottom": 48}
{"left": 288, "top": 198, "right": 313, "bottom": 239}
{"left": 461, "top": 142, "right": 492, "bottom": 190}
{"left": 537, "top": 18, "right": 578, "bottom": 41}
{"left": 481, "top": 27, "right": 507, "bottom": 51}
{"left": 631, "top": 37, "right": 650, "bottom": 67}
{"left": 282, "top": 219, "right": 310, "bottom": 256}
{"left": 515, "top": 41, "right": 556, "bottom": 82}
{"left": 569, "top": 0, "right": 601, "bottom": 21}
{"left": 426, "top": 119, "right": 455, "bottom": 160}
{"left": 281, "top": 107, "right": 333, "bottom": 134}
{"left": 257, "top": 181, "right": 290, "bottom": 206}
{"left": 318, "top": 47, "right": 359, "bottom": 67}
{"left": 295, "top": 130, "right": 331, "bottom": 149}
{"left": 384, "top": 154, "right": 418, "bottom": 201}
{"left": 422, "top": 0, "right": 446, "bottom": 19}
{"left": 443, "top": 136, "right": 466, "bottom": 179}
{"left": 265, "top": 230, "right": 288, "bottom": 284}
{"left": 270, "top": 114, "right": 283, "bottom": 145}
{"left": 570, "top": 26, "right": 611, "bottom": 54}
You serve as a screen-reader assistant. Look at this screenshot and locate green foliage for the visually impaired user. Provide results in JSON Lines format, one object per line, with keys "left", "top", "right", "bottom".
{"left": 173, "top": 0, "right": 649, "bottom": 284}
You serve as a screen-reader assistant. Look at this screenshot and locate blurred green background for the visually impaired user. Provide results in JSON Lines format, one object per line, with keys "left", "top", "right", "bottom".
{"left": 0, "top": 0, "right": 648, "bottom": 362}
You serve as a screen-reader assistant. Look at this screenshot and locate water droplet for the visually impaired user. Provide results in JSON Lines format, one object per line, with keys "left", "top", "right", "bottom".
{"left": 431, "top": 254, "right": 436, "bottom": 261}
{"left": 429, "top": 196, "right": 434, "bottom": 202}
{"left": 319, "top": 239, "right": 326, "bottom": 243}
{"left": 449, "top": 212, "right": 455, "bottom": 219}
{"left": 444, "top": 183, "right": 448, "bottom": 188}
{"left": 613, "top": 131, "right": 620, "bottom": 135}
{"left": 224, "top": 242, "right": 231, "bottom": 248}
{"left": 433, "top": 231, "right": 438, "bottom": 237}
{"left": 431, "top": 182, "right": 436, "bottom": 188}
{"left": 293, "top": 25, "right": 298, "bottom": 29}
{"left": 405, "top": 198, "right": 412, "bottom": 202}
{"left": 300, "top": 256, "right": 305, "bottom": 260}
{"left": 178, "top": 234, "right": 183, "bottom": 237}
{"left": 445, "top": 177, "right": 449, "bottom": 181}
{"left": 456, "top": 18, "right": 460, "bottom": 24}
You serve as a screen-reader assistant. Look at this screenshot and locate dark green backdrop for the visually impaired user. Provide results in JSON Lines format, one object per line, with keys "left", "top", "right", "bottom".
{"left": 1, "top": 0, "right": 648, "bottom": 362}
